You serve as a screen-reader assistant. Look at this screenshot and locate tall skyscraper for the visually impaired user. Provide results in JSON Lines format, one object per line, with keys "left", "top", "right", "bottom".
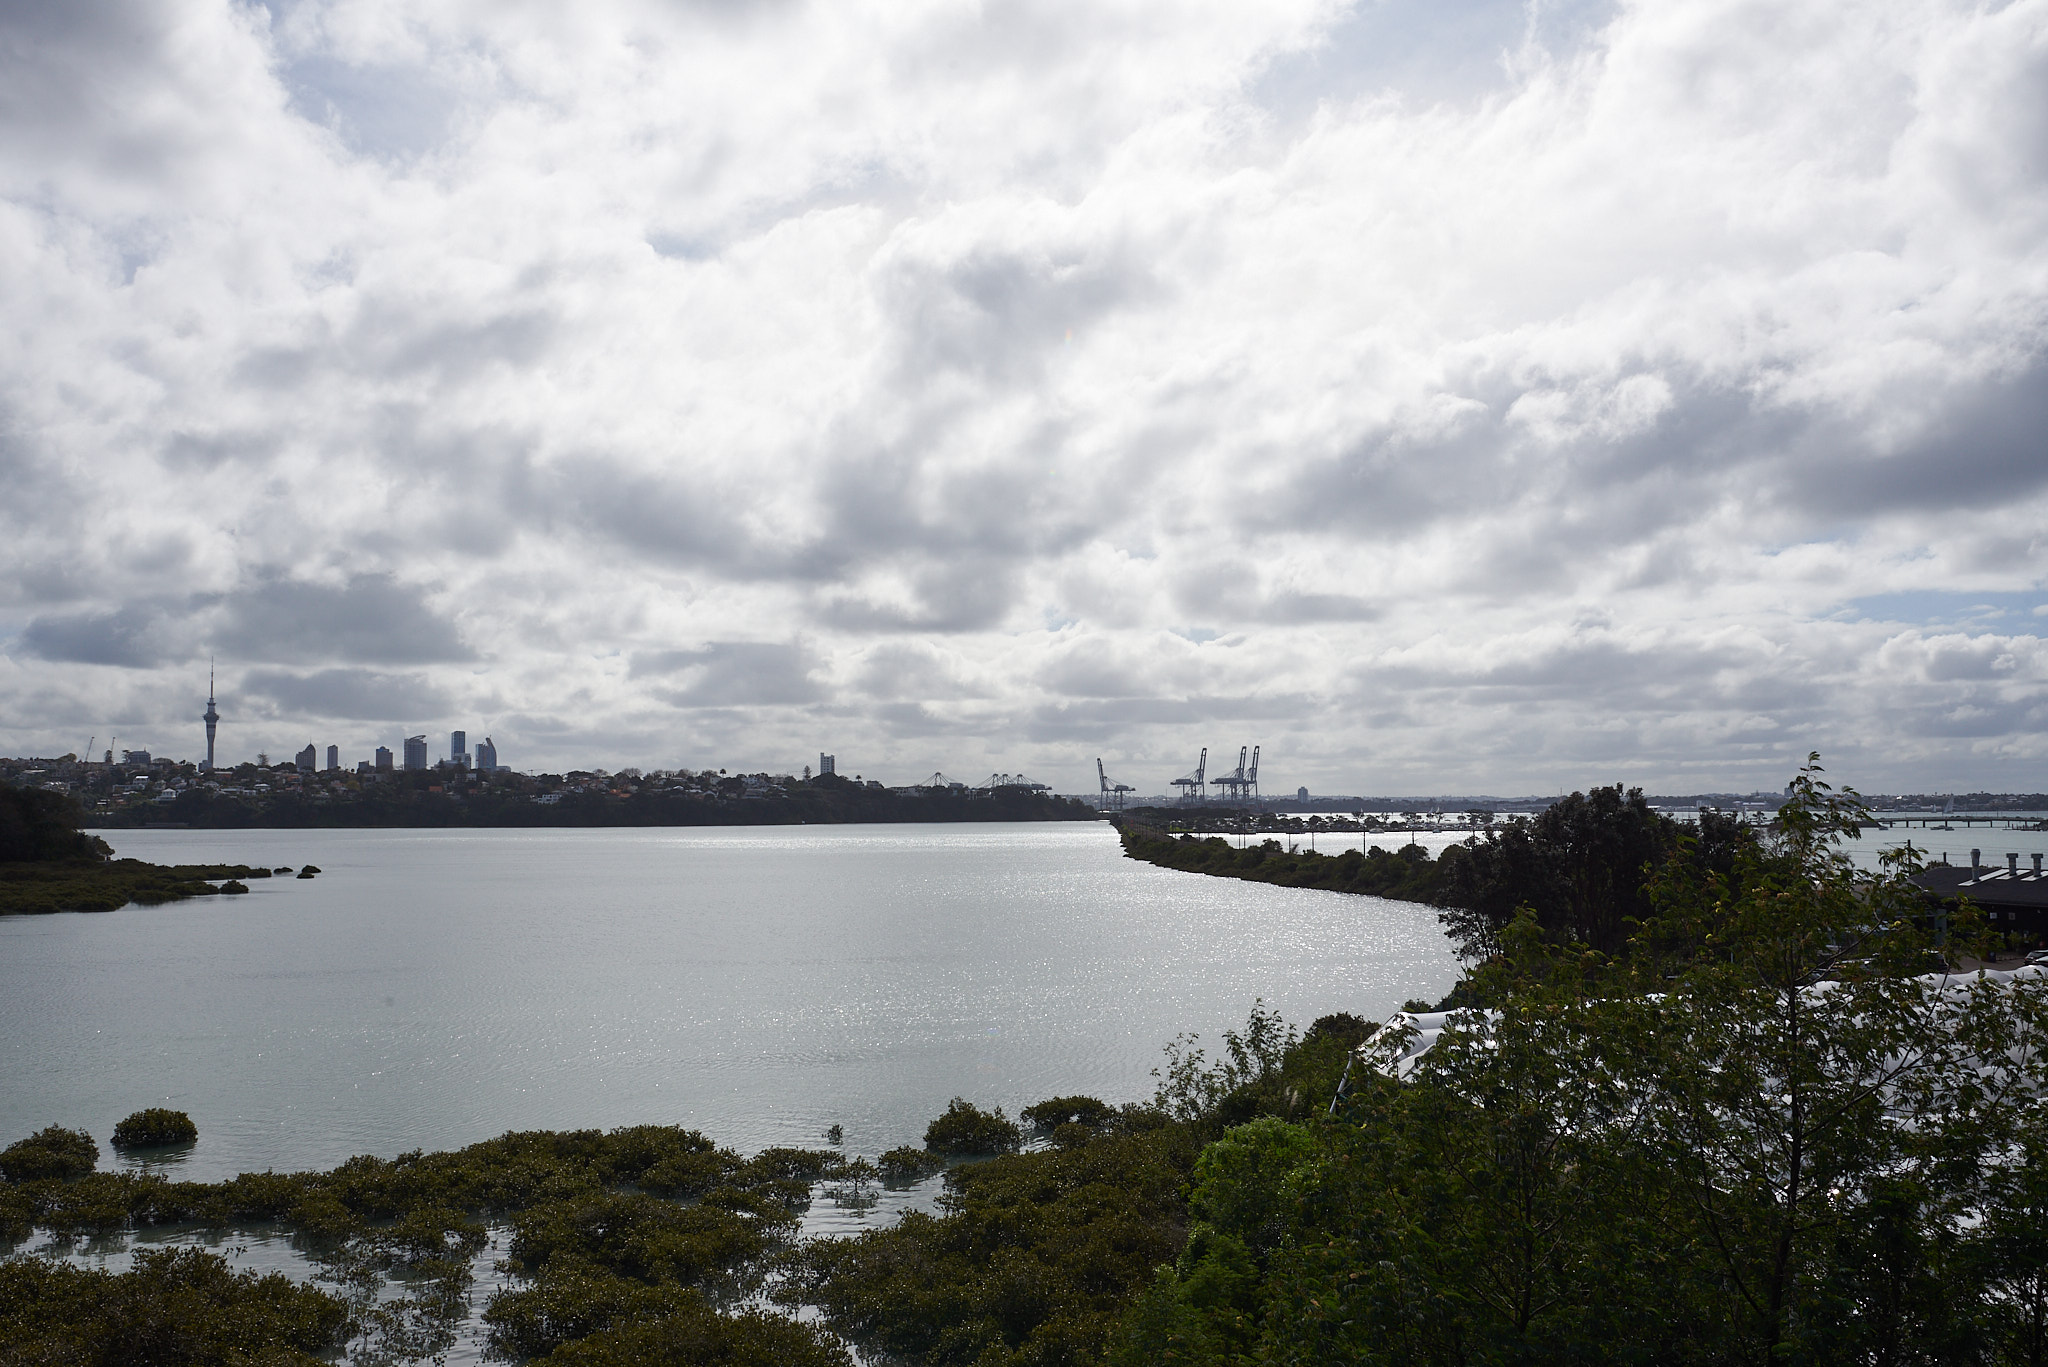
{"left": 404, "top": 735, "right": 428, "bottom": 771}
{"left": 202, "top": 661, "right": 218, "bottom": 772}
{"left": 375, "top": 745, "right": 393, "bottom": 771}
{"left": 451, "top": 730, "right": 467, "bottom": 768}
{"left": 475, "top": 736, "right": 498, "bottom": 772}
{"left": 295, "top": 744, "right": 316, "bottom": 772}
{"left": 326, "top": 745, "right": 339, "bottom": 771}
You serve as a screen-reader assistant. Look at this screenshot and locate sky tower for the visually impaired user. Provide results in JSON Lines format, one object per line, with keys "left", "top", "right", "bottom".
{"left": 202, "top": 660, "right": 218, "bottom": 772}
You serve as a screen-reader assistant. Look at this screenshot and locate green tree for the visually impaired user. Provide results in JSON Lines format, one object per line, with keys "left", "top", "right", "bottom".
{"left": 1435, "top": 784, "right": 1679, "bottom": 960}
{"left": 1605, "top": 756, "right": 2042, "bottom": 1363}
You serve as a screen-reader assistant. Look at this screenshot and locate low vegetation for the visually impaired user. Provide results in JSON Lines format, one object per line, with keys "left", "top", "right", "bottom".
{"left": 0, "top": 1124, "right": 853, "bottom": 1365}
{"left": 1120, "top": 785, "right": 1758, "bottom": 963}
{"left": 111, "top": 1109, "right": 198, "bottom": 1149}
{"left": 922, "top": 1098, "right": 1023, "bottom": 1155}
{"left": 0, "top": 1126, "right": 98, "bottom": 1183}
{"left": 1117, "top": 825, "right": 1451, "bottom": 901}
{"left": 0, "top": 1247, "right": 346, "bottom": 1367}
{"left": 0, "top": 781, "right": 274, "bottom": 914}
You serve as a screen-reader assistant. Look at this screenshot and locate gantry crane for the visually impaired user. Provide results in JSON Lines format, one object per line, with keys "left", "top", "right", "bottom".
{"left": 1170, "top": 748, "right": 1207, "bottom": 804}
{"left": 1096, "top": 759, "right": 1134, "bottom": 811}
{"left": 1211, "top": 746, "right": 1250, "bottom": 800}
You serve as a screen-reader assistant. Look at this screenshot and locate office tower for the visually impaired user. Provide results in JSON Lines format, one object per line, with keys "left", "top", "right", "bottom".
{"left": 375, "top": 746, "right": 393, "bottom": 771}
{"left": 403, "top": 735, "right": 427, "bottom": 771}
{"left": 326, "top": 745, "right": 338, "bottom": 771}
{"left": 451, "top": 730, "right": 467, "bottom": 768}
{"left": 295, "top": 744, "right": 316, "bottom": 771}
{"left": 475, "top": 736, "right": 498, "bottom": 772}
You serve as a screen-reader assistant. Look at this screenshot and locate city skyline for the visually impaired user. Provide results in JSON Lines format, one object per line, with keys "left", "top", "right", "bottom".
{"left": 0, "top": 0, "right": 2043, "bottom": 796}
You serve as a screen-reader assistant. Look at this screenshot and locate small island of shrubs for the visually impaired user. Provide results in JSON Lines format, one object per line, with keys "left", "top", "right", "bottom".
{"left": 111, "top": 1109, "right": 198, "bottom": 1150}
{"left": 0, "top": 1126, "right": 98, "bottom": 1183}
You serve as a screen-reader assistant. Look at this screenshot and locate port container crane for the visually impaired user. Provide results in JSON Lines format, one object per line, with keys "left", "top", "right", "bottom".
{"left": 1096, "top": 759, "right": 1134, "bottom": 811}
{"left": 1212, "top": 746, "right": 1250, "bottom": 800}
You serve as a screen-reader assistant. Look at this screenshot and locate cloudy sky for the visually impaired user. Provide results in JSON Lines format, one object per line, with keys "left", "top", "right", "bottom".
{"left": 1, "top": 0, "right": 2044, "bottom": 796}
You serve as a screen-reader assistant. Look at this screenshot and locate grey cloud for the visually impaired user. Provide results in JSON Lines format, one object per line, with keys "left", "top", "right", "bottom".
{"left": 854, "top": 644, "right": 983, "bottom": 701}
{"left": 161, "top": 428, "right": 280, "bottom": 472}
{"left": 517, "top": 458, "right": 771, "bottom": 576}
{"left": 15, "top": 574, "right": 466, "bottom": 672}
{"left": 1884, "top": 695, "right": 2046, "bottom": 741}
{"left": 1170, "top": 562, "right": 1380, "bottom": 626}
{"left": 1021, "top": 692, "right": 1319, "bottom": 744}
{"left": 215, "top": 574, "right": 472, "bottom": 666}
{"left": 878, "top": 236, "right": 1159, "bottom": 386}
{"left": 241, "top": 667, "right": 453, "bottom": 721}
{"left": 817, "top": 563, "right": 1020, "bottom": 633}
{"left": 232, "top": 305, "right": 557, "bottom": 392}
{"left": 19, "top": 602, "right": 183, "bottom": 668}
{"left": 634, "top": 642, "right": 821, "bottom": 707}
{"left": 867, "top": 701, "right": 959, "bottom": 737}
{"left": 1779, "top": 357, "right": 2048, "bottom": 518}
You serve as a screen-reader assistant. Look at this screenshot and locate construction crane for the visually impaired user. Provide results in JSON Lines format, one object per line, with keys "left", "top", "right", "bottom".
{"left": 1170, "top": 748, "right": 1207, "bottom": 805}
{"left": 1212, "top": 746, "right": 1250, "bottom": 801}
{"left": 83, "top": 737, "right": 94, "bottom": 765}
{"left": 1096, "top": 759, "right": 1134, "bottom": 811}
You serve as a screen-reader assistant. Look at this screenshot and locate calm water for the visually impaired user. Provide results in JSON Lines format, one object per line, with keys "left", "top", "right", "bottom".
{"left": 1, "top": 823, "right": 1459, "bottom": 1181}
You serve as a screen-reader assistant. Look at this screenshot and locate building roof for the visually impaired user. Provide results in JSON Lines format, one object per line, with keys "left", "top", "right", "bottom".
{"left": 1915, "top": 864, "right": 2048, "bottom": 909}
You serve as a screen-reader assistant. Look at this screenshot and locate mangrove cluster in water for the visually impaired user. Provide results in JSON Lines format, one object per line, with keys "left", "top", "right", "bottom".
{"left": 0, "top": 781, "right": 294, "bottom": 914}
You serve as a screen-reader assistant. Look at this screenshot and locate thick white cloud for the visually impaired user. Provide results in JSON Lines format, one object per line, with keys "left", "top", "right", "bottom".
{"left": 1, "top": 0, "right": 2044, "bottom": 794}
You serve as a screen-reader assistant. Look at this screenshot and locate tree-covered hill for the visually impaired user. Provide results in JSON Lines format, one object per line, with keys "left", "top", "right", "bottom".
{"left": 94, "top": 769, "right": 1099, "bottom": 830}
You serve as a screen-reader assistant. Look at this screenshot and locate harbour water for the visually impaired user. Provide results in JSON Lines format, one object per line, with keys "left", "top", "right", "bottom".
{"left": 1, "top": 822, "right": 1458, "bottom": 1182}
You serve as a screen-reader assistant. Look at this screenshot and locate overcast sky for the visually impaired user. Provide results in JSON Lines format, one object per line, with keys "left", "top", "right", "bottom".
{"left": 1, "top": 0, "right": 2043, "bottom": 796}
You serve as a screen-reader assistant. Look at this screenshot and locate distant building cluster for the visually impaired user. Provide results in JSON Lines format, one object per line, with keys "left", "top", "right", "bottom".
{"left": 264, "top": 730, "right": 507, "bottom": 777}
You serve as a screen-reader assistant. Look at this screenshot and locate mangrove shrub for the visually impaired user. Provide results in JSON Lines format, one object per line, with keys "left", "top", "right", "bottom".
{"left": 0, "top": 1125, "right": 98, "bottom": 1182}
{"left": 923, "top": 1098, "right": 1022, "bottom": 1154}
{"left": 111, "top": 1107, "right": 198, "bottom": 1149}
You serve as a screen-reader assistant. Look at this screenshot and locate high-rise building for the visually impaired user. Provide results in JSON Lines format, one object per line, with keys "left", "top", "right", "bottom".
{"left": 202, "top": 662, "right": 219, "bottom": 772}
{"left": 819, "top": 753, "right": 836, "bottom": 776}
{"left": 295, "top": 744, "right": 316, "bottom": 771}
{"left": 475, "top": 736, "right": 498, "bottom": 772}
{"left": 451, "top": 730, "right": 468, "bottom": 769}
{"left": 374, "top": 746, "right": 393, "bottom": 771}
{"left": 326, "top": 745, "right": 339, "bottom": 771}
{"left": 403, "top": 735, "right": 428, "bottom": 771}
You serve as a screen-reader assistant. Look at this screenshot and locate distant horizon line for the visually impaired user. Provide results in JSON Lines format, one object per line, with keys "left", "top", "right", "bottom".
{"left": 4, "top": 753, "right": 2044, "bottom": 808}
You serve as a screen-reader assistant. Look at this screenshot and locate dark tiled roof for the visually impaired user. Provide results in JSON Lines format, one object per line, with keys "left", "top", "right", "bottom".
{"left": 1916, "top": 866, "right": 2048, "bottom": 909}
